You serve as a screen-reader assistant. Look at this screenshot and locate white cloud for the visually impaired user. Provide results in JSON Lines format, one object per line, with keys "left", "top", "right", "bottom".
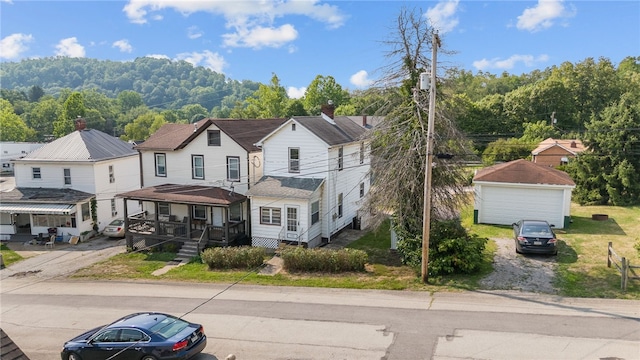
{"left": 112, "top": 39, "right": 133, "bottom": 53}
{"left": 473, "top": 54, "right": 550, "bottom": 71}
{"left": 175, "top": 50, "right": 226, "bottom": 73}
{"left": 187, "top": 26, "right": 203, "bottom": 39}
{"left": 223, "top": 24, "right": 297, "bottom": 49}
{"left": 287, "top": 86, "right": 306, "bottom": 99}
{"left": 426, "top": 0, "right": 460, "bottom": 34}
{"left": 0, "top": 33, "right": 33, "bottom": 59}
{"left": 350, "top": 70, "right": 373, "bottom": 88}
{"left": 123, "top": 0, "right": 346, "bottom": 48}
{"left": 146, "top": 54, "right": 170, "bottom": 59}
{"left": 55, "top": 37, "right": 85, "bottom": 57}
{"left": 517, "top": 0, "right": 575, "bottom": 32}
{"left": 1, "top": 0, "right": 14, "bottom": 3}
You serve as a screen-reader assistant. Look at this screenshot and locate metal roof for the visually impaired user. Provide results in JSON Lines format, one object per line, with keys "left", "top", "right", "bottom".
{"left": 0, "top": 203, "right": 76, "bottom": 214}
{"left": 117, "top": 183, "right": 246, "bottom": 206}
{"left": 17, "top": 129, "right": 137, "bottom": 162}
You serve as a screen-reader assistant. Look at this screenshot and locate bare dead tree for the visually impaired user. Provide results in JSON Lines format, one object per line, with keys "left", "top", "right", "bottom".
{"left": 364, "top": 7, "right": 473, "bottom": 236}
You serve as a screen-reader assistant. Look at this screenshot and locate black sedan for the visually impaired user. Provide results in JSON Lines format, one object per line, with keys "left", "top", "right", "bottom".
{"left": 512, "top": 220, "right": 558, "bottom": 255}
{"left": 61, "top": 312, "right": 206, "bottom": 360}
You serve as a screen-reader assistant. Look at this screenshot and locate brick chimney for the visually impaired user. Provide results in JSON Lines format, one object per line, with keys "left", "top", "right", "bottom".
{"left": 74, "top": 117, "right": 87, "bottom": 131}
{"left": 321, "top": 101, "right": 335, "bottom": 119}
{"left": 570, "top": 140, "right": 577, "bottom": 148}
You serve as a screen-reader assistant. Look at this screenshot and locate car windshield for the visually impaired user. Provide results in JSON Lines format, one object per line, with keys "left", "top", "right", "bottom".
{"left": 109, "top": 220, "right": 124, "bottom": 226}
{"left": 148, "top": 316, "right": 190, "bottom": 339}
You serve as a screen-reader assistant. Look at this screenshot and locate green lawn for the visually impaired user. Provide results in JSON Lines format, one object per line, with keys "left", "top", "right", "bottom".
{"left": 69, "top": 203, "right": 640, "bottom": 298}
{"left": 0, "top": 243, "right": 24, "bottom": 267}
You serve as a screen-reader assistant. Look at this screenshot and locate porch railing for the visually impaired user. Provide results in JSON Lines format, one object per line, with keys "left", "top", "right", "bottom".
{"left": 127, "top": 217, "right": 245, "bottom": 243}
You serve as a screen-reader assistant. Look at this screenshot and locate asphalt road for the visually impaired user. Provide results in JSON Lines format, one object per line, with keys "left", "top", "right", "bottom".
{"left": 2, "top": 277, "right": 639, "bottom": 360}
{"left": 1, "top": 237, "right": 639, "bottom": 359}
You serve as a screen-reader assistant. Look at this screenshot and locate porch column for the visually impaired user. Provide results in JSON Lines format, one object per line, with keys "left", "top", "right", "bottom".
{"left": 123, "top": 198, "right": 133, "bottom": 250}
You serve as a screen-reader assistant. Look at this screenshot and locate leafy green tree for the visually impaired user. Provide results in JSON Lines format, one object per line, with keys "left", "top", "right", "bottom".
{"left": 244, "top": 73, "right": 289, "bottom": 118}
{"left": 53, "top": 92, "right": 85, "bottom": 137}
{"left": 519, "top": 120, "right": 560, "bottom": 144}
{"left": 283, "top": 99, "right": 307, "bottom": 118}
{"left": 117, "top": 90, "right": 144, "bottom": 113}
{"left": 25, "top": 98, "right": 60, "bottom": 140}
{"left": 303, "top": 75, "right": 349, "bottom": 115}
{"left": 179, "top": 104, "right": 209, "bottom": 123}
{"left": 28, "top": 85, "right": 45, "bottom": 102}
{"left": 566, "top": 92, "right": 640, "bottom": 205}
{"left": 481, "top": 138, "right": 533, "bottom": 165}
{"left": 122, "top": 113, "right": 167, "bottom": 141}
{"left": 0, "top": 99, "right": 36, "bottom": 141}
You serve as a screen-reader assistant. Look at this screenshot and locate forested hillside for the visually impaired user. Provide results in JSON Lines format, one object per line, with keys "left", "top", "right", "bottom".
{"left": 0, "top": 56, "right": 260, "bottom": 110}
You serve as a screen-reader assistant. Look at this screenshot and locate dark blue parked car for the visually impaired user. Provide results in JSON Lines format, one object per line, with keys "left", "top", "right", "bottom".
{"left": 61, "top": 312, "right": 206, "bottom": 360}
{"left": 513, "top": 219, "right": 558, "bottom": 255}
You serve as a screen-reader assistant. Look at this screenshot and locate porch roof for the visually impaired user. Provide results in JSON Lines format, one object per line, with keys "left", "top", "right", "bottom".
{"left": 0, "top": 203, "right": 76, "bottom": 214}
{"left": 246, "top": 176, "right": 324, "bottom": 199}
{"left": 117, "top": 184, "right": 246, "bottom": 206}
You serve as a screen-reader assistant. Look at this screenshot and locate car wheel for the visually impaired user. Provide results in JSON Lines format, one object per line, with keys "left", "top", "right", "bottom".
{"left": 141, "top": 356, "right": 157, "bottom": 360}
{"left": 514, "top": 242, "right": 521, "bottom": 254}
{"left": 67, "top": 353, "right": 82, "bottom": 360}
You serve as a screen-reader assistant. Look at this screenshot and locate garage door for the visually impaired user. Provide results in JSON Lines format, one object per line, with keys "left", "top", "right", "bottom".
{"left": 478, "top": 186, "right": 564, "bottom": 227}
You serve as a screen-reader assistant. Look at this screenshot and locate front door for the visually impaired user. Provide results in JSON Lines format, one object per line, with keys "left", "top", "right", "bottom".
{"left": 285, "top": 205, "right": 299, "bottom": 240}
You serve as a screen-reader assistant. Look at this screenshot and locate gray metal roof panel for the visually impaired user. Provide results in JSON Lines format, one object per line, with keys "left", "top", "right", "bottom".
{"left": 21, "top": 129, "right": 137, "bottom": 162}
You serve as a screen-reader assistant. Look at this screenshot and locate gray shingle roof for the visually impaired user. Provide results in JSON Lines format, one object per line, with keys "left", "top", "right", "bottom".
{"left": 292, "top": 116, "right": 367, "bottom": 146}
{"left": 19, "top": 129, "right": 136, "bottom": 162}
{"left": 246, "top": 176, "right": 324, "bottom": 199}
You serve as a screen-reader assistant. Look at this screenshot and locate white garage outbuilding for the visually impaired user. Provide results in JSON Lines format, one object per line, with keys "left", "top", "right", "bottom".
{"left": 473, "top": 159, "right": 576, "bottom": 229}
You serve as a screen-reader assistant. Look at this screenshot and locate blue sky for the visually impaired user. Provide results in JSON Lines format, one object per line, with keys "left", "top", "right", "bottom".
{"left": 1, "top": 0, "right": 638, "bottom": 98}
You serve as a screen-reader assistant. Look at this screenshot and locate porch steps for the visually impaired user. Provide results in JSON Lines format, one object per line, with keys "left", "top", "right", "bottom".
{"left": 174, "top": 241, "right": 200, "bottom": 263}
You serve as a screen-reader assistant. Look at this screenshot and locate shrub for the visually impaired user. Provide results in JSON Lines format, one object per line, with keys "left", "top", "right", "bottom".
{"left": 201, "top": 246, "right": 266, "bottom": 270}
{"left": 280, "top": 247, "right": 368, "bottom": 273}
{"left": 395, "top": 218, "right": 488, "bottom": 276}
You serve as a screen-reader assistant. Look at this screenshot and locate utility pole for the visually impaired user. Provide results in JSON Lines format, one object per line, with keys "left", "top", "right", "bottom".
{"left": 421, "top": 32, "right": 440, "bottom": 283}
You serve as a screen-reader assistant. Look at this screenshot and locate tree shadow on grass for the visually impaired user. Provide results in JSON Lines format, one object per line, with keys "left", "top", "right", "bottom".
{"left": 564, "top": 216, "right": 626, "bottom": 236}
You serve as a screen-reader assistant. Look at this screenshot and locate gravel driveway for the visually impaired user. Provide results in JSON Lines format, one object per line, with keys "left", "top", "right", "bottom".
{"left": 479, "top": 238, "right": 558, "bottom": 294}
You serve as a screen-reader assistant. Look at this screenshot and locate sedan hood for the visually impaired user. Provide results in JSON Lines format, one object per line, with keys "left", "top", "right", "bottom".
{"left": 67, "top": 325, "right": 104, "bottom": 342}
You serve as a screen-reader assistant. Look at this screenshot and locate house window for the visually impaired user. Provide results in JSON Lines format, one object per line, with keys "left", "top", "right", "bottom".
{"left": 193, "top": 205, "right": 207, "bottom": 220}
{"left": 360, "top": 142, "right": 365, "bottom": 164}
{"left": 260, "top": 207, "right": 281, "bottom": 225}
{"left": 158, "top": 202, "right": 170, "bottom": 216}
{"left": 229, "top": 203, "right": 242, "bottom": 221}
{"left": 81, "top": 202, "right": 91, "bottom": 221}
{"left": 155, "top": 153, "right": 166, "bottom": 177}
{"left": 291, "top": 123, "right": 296, "bottom": 131}
{"left": 338, "top": 146, "right": 343, "bottom": 170}
{"left": 311, "top": 201, "right": 320, "bottom": 225}
{"left": 111, "top": 199, "right": 117, "bottom": 216}
{"left": 208, "top": 130, "right": 221, "bottom": 146}
{"left": 109, "top": 165, "right": 115, "bottom": 183}
{"left": 32, "top": 167, "right": 41, "bottom": 179}
{"left": 337, "top": 193, "right": 343, "bottom": 218}
{"left": 63, "top": 168, "right": 71, "bottom": 185}
{"left": 192, "top": 155, "right": 204, "bottom": 179}
{"left": 360, "top": 182, "right": 365, "bottom": 198}
{"left": 227, "top": 156, "right": 240, "bottom": 181}
{"left": 289, "top": 148, "right": 299, "bottom": 173}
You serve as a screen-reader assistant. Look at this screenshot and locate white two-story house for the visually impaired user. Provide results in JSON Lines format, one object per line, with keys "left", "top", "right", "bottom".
{"left": 0, "top": 119, "right": 141, "bottom": 240}
{"left": 247, "top": 107, "right": 370, "bottom": 248}
{"left": 117, "top": 118, "right": 286, "bottom": 249}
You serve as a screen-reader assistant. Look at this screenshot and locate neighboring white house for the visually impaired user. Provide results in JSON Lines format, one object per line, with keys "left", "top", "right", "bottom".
{"left": 473, "top": 159, "right": 576, "bottom": 229}
{"left": 119, "top": 118, "right": 286, "bottom": 249}
{"left": 0, "top": 119, "right": 141, "bottom": 240}
{"left": 247, "top": 107, "right": 370, "bottom": 248}
{"left": 0, "top": 142, "right": 45, "bottom": 173}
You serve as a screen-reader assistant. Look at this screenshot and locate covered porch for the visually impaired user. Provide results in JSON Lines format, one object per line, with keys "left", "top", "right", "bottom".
{"left": 118, "top": 184, "right": 248, "bottom": 251}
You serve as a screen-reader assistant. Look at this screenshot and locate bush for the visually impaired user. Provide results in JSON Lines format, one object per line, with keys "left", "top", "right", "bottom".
{"left": 395, "top": 218, "right": 488, "bottom": 276}
{"left": 280, "top": 247, "right": 368, "bottom": 273}
{"left": 201, "top": 246, "right": 266, "bottom": 270}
